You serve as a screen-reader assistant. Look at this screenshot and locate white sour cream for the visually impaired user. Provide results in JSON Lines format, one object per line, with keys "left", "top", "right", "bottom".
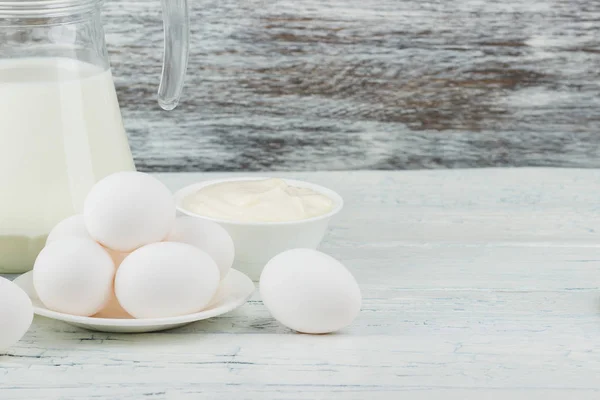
{"left": 182, "top": 178, "right": 335, "bottom": 223}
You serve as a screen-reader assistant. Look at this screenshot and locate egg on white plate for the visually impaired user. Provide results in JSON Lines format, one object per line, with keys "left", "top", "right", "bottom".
{"left": 260, "top": 249, "right": 362, "bottom": 334}
{"left": 46, "top": 214, "right": 92, "bottom": 244}
{"left": 166, "top": 216, "right": 234, "bottom": 280}
{"left": 84, "top": 171, "right": 175, "bottom": 253}
{"left": 46, "top": 214, "right": 129, "bottom": 267}
{"left": 0, "top": 277, "right": 33, "bottom": 353}
{"left": 93, "top": 286, "right": 132, "bottom": 319}
{"left": 105, "top": 248, "right": 129, "bottom": 268}
{"left": 115, "top": 242, "right": 220, "bottom": 319}
{"left": 33, "top": 238, "right": 115, "bottom": 316}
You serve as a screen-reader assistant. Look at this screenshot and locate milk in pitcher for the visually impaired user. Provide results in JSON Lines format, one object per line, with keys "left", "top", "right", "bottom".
{"left": 0, "top": 57, "right": 135, "bottom": 272}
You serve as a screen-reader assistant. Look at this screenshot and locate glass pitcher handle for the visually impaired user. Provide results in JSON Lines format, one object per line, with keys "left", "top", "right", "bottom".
{"left": 158, "top": 0, "right": 189, "bottom": 110}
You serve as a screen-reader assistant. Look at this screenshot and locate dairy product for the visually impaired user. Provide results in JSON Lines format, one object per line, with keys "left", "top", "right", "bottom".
{"left": 0, "top": 57, "right": 135, "bottom": 272}
{"left": 182, "top": 178, "right": 335, "bottom": 222}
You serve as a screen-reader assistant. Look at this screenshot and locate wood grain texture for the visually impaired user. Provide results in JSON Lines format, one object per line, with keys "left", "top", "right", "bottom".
{"left": 1, "top": 168, "right": 600, "bottom": 399}
{"left": 102, "top": 0, "right": 600, "bottom": 171}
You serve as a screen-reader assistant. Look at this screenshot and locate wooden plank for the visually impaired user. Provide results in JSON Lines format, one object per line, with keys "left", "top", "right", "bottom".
{"left": 2, "top": 288, "right": 599, "bottom": 398}
{"left": 100, "top": 0, "right": 600, "bottom": 171}
{"left": 2, "top": 170, "right": 600, "bottom": 398}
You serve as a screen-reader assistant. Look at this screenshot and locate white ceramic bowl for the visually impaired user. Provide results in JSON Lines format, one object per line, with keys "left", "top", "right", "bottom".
{"left": 174, "top": 177, "right": 343, "bottom": 280}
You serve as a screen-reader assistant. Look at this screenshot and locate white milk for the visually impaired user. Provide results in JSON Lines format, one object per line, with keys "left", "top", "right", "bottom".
{"left": 0, "top": 57, "right": 135, "bottom": 272}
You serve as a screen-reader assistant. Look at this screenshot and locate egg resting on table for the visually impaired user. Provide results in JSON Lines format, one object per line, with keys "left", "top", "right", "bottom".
{"left": 115, "top": 242, "right": 220, "bottom": 319}
{"left": 84, "top": 171, "right": 175, "bottom": 253}
{"left": 0, "top": 277, "right": 33, "bottom": 352}
{"left": 166, "top": 216, "right": 234, "bottom": 280}
{"left": 33, "top": 238, "right": 115, "bottom": 316}
{"left": 260, "top": 249, "right": 362, "bottom": 334}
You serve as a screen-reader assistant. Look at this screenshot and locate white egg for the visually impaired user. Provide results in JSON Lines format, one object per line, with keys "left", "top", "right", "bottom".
{"left": 115, "top": 242, "right": 220, "bottom": 319}
{"left": 260, "top": 249, "right": 361, "bottom": 334}
{"left": 33, "top": 238, "right": 115, "bottom": 316}
{"left": 46, "top": 214, "right": 92, "bottom": 244}
{"left": 0, "top": 277, "right": 33, "bottom": 352}
{"left": 94, "top": 286, "right": 132, "bottom": 319}
{"left": 45, "top": 215, "right": 129, "bottom": 266}
{"left": 206, "top": 282, "right": 228, "bottom": 309}
{"left": 84, "top": 171, "right": 175, "bottom": 252}
{"left": 105, "top": 248, "right": 129, "bottom": 268}
{"left": 166, "top": 216, "right": 234, "bottom": 280}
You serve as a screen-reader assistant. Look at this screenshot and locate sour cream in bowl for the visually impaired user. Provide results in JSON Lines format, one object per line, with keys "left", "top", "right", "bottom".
{"left": 174, "top": 177, "right": 343, "bottom": 280}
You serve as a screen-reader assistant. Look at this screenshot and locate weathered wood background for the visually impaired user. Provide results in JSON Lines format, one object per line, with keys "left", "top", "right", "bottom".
{"left": 104, "top": 0, "right": 600, "bottom": 172}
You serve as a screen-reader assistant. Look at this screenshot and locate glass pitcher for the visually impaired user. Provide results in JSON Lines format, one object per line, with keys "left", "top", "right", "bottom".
{"left": 0, "top": 0, "right": 189, "bottom": 272}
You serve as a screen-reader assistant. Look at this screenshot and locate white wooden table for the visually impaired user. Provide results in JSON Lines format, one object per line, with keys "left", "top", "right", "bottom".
{"left": 2, "top": 169, "right": 600, "bottom": 399}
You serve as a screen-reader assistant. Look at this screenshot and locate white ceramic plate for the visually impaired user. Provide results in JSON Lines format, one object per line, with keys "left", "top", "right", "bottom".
{"left": 14, "top": 269, "right": 255, "bottom": 333}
